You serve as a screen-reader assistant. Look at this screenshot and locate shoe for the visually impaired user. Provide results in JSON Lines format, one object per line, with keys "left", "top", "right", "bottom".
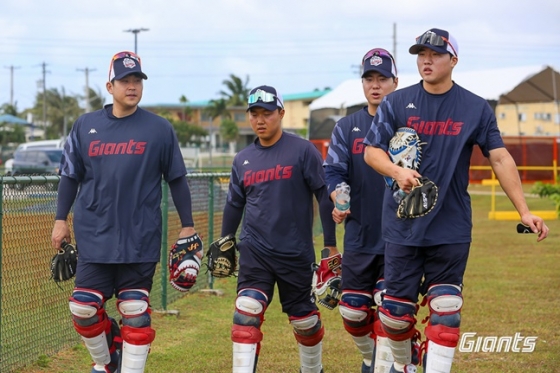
{"left": 389, "top": 363, "right": 417, "bottom": 373}
{"left": 90, "top": 351, "right": 119, "bottom": 373}
{"left": 361, "top": 361, "right": 372, "bottom": 373}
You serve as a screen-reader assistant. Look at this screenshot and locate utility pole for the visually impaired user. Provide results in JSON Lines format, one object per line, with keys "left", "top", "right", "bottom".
{"left": 77, "top": 67, "right": 96, "bottom": 113}
{"left": 4, "top": 65, "right": 20, "bottom": 106}
{"left": 393, "top": 22, "right": 397, "bottom": 63}
{"left": 40, "top": 62, "right": 50, "bottom": 138}
{"left": 123, "top": 28, "right": 149, "bottom": 54}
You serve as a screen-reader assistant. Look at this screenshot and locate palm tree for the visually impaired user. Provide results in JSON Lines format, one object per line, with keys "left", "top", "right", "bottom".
{"left": 219, "top": 74, "right": 250, "bottom": 106}
{"left": 204, "top": 98, "right": 230, "bottom": 122}
{"left": 31, "top": 87, "right": 82, "bottom": 139}
{"left": 179, "top": 95, "right": 193, "bottom": 121}
{"left": 204, "top": 99, "right": 231, "bottom": 166}
{"left": 220, "top": 119, "right": 239, "bottom": 154}
{"left": 0, "top": 103, "right": 19, "bottom": 116}
{"left": 83, "top": 87, "right": 106, "bottom": 112}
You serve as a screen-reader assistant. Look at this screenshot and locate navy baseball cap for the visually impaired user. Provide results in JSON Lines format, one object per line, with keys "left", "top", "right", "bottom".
{"left": 246, "top": 85, "right": 284, "bottom": 112}
{"left": 361, "top": 48, "right": 397, "bottom": 78}
{"left": 409, "top": 28, "right": 458, "bottom": 57}
{"left": 108, "top": 51, "right": 148, "bottom": 81}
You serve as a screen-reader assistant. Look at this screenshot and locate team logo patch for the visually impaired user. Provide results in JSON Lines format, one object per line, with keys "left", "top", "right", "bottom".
{"left": 370, "top": 55, "right": 383, "bottom": 66}
{"left": 123, "top": 58, "right": 137, "bottom": 69}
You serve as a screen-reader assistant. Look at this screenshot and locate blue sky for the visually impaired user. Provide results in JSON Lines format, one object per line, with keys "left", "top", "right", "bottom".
{"left": 1, "top": 0, "right": 559, "bottom": 112}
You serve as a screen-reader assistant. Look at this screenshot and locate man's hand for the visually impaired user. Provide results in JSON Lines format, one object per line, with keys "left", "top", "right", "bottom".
{"left": 52, "top": 220, "right": 71, "bottom": 249}
{"left": 520, "top": 214, "right": 549, "bottom": 242}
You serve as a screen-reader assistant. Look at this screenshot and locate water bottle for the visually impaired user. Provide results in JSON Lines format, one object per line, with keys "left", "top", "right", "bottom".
{"left": 335, "top": 182, "right": 351, "bottom": 211}
{"left": 393, "top": 189, "right": 407, "bottom": 203}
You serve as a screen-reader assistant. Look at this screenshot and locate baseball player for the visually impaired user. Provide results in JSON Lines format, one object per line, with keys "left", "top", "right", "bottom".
{"left": 324, "top": 48, "right": 405, "bottom": 373}
{"left": 363, "top": 28, "right": 549, "bottom": 373}
{"left": 51, "top": 51, "right": 199, "bottom": 373}
{"left": 220, "top": 85, "right": 338, "bottom": 373}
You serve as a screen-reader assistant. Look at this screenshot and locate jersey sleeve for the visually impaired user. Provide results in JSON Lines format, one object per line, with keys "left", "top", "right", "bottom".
{"left": 475, "top": 102, "right": 505, "bottom": 157}
{"left": 304, "top": 142, "right": 327, "bottom": 192}
{"left": 323, "top": 120, "right": 350, "bottom": 195}
{"left": 226, "top": 158, "right": 247, "bottom": 208}
{"left": 363, "top": 98, "right": 395, "bottom": 152}
{"left": 60, "top": 117, "right": 86, "bottom": 181}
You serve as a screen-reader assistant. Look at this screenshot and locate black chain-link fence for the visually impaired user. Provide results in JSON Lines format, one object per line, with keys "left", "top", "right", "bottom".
{"left": 0, "top": 173, "right": 230, "bottom": 373}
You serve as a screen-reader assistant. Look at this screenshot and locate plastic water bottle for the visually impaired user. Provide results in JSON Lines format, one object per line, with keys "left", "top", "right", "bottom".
{"left": 335, "top": 182, "right": 351, "bottom": 211}
{"left": 393, "top": 189, "right": 407, "bottom": 203}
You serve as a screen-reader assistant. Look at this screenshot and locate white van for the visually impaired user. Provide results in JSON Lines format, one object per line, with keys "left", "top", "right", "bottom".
{"left": 5, "top": 139, "right": 66, "bottom": 175}
{"left": 15, "top": 139, "right": 65, "bottom": 152}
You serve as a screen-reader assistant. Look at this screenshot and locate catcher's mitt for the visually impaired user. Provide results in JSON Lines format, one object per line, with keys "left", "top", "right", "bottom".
{"left": 385, "top": 127, "right": 425, "bottom": 190}
{"left": 51, "top": 241, "right": 78, "bottom": 283}
{"left": 168, "top": 233, "right": 204, "bottom": 292}
{"left": 311, "top": 248, "right": 342, "bottom": 310}
{"left": 397, "top": 177, "right": 438, "bottom": 219}
{"left": 206, "top": 234, "right": 237, "bottom": 278}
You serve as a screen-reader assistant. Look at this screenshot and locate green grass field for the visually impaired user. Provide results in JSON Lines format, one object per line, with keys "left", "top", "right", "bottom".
{"left": 16, "top": 186, "right": 560, "bottom": 372}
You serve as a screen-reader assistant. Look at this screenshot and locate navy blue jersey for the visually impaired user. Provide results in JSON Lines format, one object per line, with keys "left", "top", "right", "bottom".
{"left": 364, "top": 82, "right": 504, "bottom": 246}
{"left": 324, "top": 107, "right": 385, "bottom": 255}
{"left": 226, "top": 132, "right": 326, "bottom": 262}
{"left": 60, "top": 105, "right": 187, "bottom": 263}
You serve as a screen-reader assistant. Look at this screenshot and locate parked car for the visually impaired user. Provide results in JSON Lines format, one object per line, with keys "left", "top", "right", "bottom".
{"left": 14, "top": 139, "right": 65, "bottom": 153}
{"left": 11, "top": 147, "right": 63, "bottom": 190}
{"left": 4, "top": 158, "right": 14, "bottom": 175}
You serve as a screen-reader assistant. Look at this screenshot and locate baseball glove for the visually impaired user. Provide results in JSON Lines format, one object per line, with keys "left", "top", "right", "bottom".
{"left": 206, "top": 234, "right": 237, "bottom": 278}
{"left": 168, "top": 233, "right": 204, "bottom": 292}
{"left": 50, "top": 241, "right": 78, "bottom": 283}
{"left": 385, "top": 127, "right": 425, "bottom": 190}
{"left": 311, "top": 248, "right": 342, "bottom": 310}
{"left": 397, "top": 177, "right": 439, "bottom": 219}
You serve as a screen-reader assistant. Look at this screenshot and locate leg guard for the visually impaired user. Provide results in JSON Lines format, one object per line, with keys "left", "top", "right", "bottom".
{"left": 117, "top": 289, "right": 155, "bottom": 373}
{"left": 370, "top": 279, "right": 394, "bottom": 373}
{"left": 290, "top": 310, "right": 324, "bottom": 373}
{"left": 339, "top": 291, "right": 374, "bottom": 366}
{"left": 232, "top": 288, "right": 268, "bottom": 373}
{"left": 373, "top": 312, "right": 394, "bottom": 373}
{"left": 378, "top": 296, "right": 418, "bottom": 366}
{"left": 69, "top": 289, "right": 120, "bottom": 372}
{"left": 423, "top": 284, "right": 462, "bottom": 373}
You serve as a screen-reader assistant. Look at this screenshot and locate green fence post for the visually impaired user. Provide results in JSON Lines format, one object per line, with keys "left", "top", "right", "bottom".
{"left": 208, "top": 175, "right": 215, "bottom": 290}
{"left": 0, "top": 179, "right": 4, "bottom": 362}
{"left": 161, "top": 181, "right": 169, "bottom": 310}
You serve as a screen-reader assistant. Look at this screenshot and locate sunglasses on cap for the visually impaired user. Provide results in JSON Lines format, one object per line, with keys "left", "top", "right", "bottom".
{"left": 415, "top": 31, "right": 457, "bottom": 56}
{"left": 111, "top": 51, "right": 141, "bottom": 62}
{"left": 361, "top": 48, "right": 397, "bottom": 75}
{"left": 247, "top": 91, "right": 282, "bottom": 107}
{"left": 362, "top": 48, "right": 395, "bottom": 64}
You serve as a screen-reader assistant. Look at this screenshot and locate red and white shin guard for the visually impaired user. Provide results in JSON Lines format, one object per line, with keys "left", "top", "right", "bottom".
{"left": 232, "top": 324, "right": 263, "bottom": 373}
{"left": 119, "top": 325, "right": 155, "bottom": 373}
{"left": 423, "top": 324, "right": 459, "bottom": 373}
{"left": 373, "top": 317, "right": 394, "bottom": 373}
